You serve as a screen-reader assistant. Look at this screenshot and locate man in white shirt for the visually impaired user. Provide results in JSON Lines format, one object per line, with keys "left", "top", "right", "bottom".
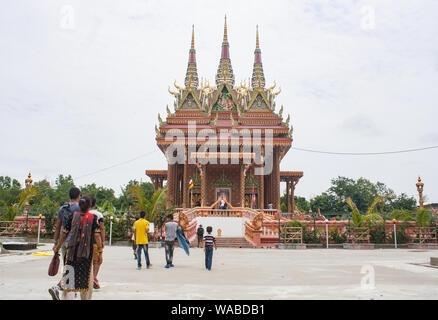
{"left": 89, "top": 196, "right": 105, "bottom": 289}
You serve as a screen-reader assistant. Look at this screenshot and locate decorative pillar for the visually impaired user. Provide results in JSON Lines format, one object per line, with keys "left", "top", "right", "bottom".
{"left": 182, "top": 148, "right": 188, "bottom": 208}
{"left": 197, "top": 163, "right": 207, "bottom": 207}
{"left": 272, "top": 148, "right": 281, "bottom": 210}
{"left": 166, "top": 164, "right": 175, "bottom": 208}
{"left": 286, "top": 180, "right": 291, "bottom": 212}
{"left": 257, "top": 165, "right": 264, "bottom": 209}
{"left": 291, "top": 180, "right": 296, "bottom": 213}
{"left": 240, "top": 164, "right": 245, "bottom": 207}
{"left": 416, "top": 176, "right": 424, "bottom": 208}
{"left": 240, "top": 164, "right": 250, "bottom": 207}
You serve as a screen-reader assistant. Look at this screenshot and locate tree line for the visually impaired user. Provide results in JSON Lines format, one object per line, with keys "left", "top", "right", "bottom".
{"left": 0, "top": 174, "right": 419, "bottom": 217}
{"left": 281, "top": 176, "right": 417, "bottom": 214}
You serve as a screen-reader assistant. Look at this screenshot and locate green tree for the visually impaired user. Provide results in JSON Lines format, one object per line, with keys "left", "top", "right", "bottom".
{"left": 127, "top": 185, "right": 167, "bottom": 223}
{"left": 33, "top": 179, "right": 55, "bottom": 205}
{"left": 53, "top": 175, "right": 76, "bottom": 205}
{"left": 391, "top": 193, "right": 416, "bottom": 211}
{"left": 0, "top": 176, "right": 22, "bottom": 205}
{"left": 280, "top": 194, "right": 310, "bottom": 212}
{"left": 116, "top": 180, "right": 154, "bottom": 209}
{"left": 310, "top": 193, "right": 338, "bottom": 213}
{"left": 80, "top": 183, "right": 117, "bottom": 207}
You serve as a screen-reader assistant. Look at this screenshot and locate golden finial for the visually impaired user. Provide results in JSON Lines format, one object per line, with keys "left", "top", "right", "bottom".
{"left": 223, "top": 15, "right": 228, "bottom": 42}
{"left": 25, "top": 172, "right": 33, "bottom": 188}
{"left": 191, "top": 24, "right": 195, "bottom": 49}
{"left": 256, "top": 25, "right": 260, "bottom": 49}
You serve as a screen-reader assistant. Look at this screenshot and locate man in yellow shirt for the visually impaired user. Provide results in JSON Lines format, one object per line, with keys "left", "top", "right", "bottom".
{"left": 134, "top": 211, "right": 151, "bottom": 269}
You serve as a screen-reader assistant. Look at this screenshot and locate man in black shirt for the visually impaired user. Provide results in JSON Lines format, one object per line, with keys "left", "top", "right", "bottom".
{"left": 197, "top": 224, "right": 204, "bottom": 248}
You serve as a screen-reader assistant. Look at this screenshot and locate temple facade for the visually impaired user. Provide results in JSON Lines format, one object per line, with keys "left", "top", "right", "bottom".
{"left": 146, "top": 17, "right": 302, "bottom": 212}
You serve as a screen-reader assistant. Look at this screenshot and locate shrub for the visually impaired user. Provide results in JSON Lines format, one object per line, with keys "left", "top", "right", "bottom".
{"left": 369, "top": 226, "right": 386, "bottom": 244}
{"left": 329, "top": 225, "right": 346, "bottom": 243}
{"left": 388, "top": 225, "right": 410, "bottom": 244}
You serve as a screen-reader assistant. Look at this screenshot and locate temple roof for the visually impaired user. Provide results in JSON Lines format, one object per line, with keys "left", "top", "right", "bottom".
{"left": 215, "top": 15, "right": 235, "bottom": 87}
{"left": 156, "top": 19, "right": 294, "bottom": 153}
{"left": 146, "top": 170, "right": 303, "bottom": 180}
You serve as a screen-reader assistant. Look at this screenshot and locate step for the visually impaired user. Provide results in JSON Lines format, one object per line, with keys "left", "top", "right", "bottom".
{"left": 191, "top": 237, "right": 256, "bottom": 248}
{"left": 214, "top": 237, "right": 255, "bottom": 248}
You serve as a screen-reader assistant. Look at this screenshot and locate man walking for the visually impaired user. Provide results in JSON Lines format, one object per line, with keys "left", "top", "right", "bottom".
{"left": 134, "top": 211, "right": 151, "bottom": 269}
{"left": 164, "top": 214, "right": 178, "bottom": 268}
{"left": 197, "top": 224, "right": 204, "bottom": 248}
{"left": 48, "top": 187, "right": 81, "bottom": 300}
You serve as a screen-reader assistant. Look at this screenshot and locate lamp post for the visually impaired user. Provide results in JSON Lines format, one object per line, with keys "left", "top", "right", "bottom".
{"left": 278, "top": 211, "right": 281, "bottom": 244}
{"left": 109, "top": 215, "right": 113, "bottom": 246}
{"left": 393, "top": 219, "right": 397, "bottom": 249}
{"left": 325, "top": 219, "right": 329, "bottom": 249}
{"left": 416, "top": 176, "right": 424, "bottom": 208}
{"left": 37, "top": 214, "right": 42, "bottom": 245}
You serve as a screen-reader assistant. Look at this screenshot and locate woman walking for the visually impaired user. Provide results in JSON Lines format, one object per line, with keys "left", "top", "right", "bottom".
{"left": 54, "top": 195, "right": 102, "bottom": 300}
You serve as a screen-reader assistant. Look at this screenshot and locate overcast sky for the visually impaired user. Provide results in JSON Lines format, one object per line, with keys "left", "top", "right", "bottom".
{"left": 1, "top": 0, "right": 437, "bottom": 203}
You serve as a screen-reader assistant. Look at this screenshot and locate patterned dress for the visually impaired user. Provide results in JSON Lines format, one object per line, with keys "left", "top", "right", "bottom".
{"left": 60, "top": 212, "right": 99, "bottom": 292}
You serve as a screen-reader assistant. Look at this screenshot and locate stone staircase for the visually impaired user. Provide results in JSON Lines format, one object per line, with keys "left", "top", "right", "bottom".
{"left": 214, "top": 237, "right": 255, "bottom": 248}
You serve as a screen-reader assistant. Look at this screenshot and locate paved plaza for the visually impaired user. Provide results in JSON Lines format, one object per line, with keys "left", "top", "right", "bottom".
{"left": 1, "top": 244, "right": 438, "bottom": 300}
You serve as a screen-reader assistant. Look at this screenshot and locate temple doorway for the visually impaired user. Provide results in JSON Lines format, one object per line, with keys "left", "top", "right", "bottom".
{"left": 216, "top": 188, "right": 231, "bottom": 204}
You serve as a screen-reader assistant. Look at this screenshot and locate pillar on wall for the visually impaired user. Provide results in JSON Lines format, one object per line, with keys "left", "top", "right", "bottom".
{"left": 198, "top": 163, "right": 207, "bottom": 207}
{"left": 182, "top": 150, "right": 188, "bottom": 208}
{"left": 291, "top": 180, "right": 296, "bottom": 213}
{"left": 272, "top": 148, "right": 281, "bottom": 210}
{"left": 166, "top": 164, "right": 174, "bottom": 208}
{"left": 240, "top": 164, "right": 245, "bottom": 207}
{"left": 257, "top": 165, "right": 264, "bottom": 209}
{"left": 286, "top": 180, "right": 291, "bottom": 212}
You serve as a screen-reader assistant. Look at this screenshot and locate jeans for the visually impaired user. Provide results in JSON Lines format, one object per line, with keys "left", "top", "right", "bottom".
{"left": 205, "top": 246, "right": 213, "bottom": 270}
{"left": 165, "top": 241, "right": 174, "bottom": 265}
{"left": 137, "top": 244, "right": 150, "bottom": 268}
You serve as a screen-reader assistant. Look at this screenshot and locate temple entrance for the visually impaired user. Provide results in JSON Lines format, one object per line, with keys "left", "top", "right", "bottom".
{"left": 216, "top": 188, "right": 231, "bottom": 205}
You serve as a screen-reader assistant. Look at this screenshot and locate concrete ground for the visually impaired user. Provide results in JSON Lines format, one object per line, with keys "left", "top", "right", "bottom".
{"left": 1, "top": 244, "right": 438, "bottom": 300}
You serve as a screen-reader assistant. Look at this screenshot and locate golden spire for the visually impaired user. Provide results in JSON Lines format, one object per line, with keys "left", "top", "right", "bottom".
{"left": 256, "top": 25, "right": 260, "bottom": 49}
{"left": 223, "top": 15, "right": 228, "bottom": 42}
{"left": 191, "top": 24, "right": 195, "bottom": 49}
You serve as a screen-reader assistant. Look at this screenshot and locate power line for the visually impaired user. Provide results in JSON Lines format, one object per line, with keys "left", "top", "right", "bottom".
{"left": 75, "top": 150, "right": 159, "bottom": 180}
{"left": 291, "top": 145, "right": 438, "bottom": 155}
{"left": 74, "top": 144, "right": 438, "bottom": 180}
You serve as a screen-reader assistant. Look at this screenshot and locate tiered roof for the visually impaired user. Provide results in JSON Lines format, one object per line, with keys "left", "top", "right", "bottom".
{"left": 156, "top": 17, "right": 293, "bottom": 154}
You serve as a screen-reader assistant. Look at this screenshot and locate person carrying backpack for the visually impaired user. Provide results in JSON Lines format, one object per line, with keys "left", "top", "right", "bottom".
{"left": 197, "top": 224, "right": 204, "bottom": 248}
{"left": 48, "top": 187, "right": 81, "bottom": 300}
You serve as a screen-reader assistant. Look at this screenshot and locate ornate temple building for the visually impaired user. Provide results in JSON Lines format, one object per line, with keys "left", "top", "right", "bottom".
{"left": 146, "top": 17, "right": 303, "bottom": 213}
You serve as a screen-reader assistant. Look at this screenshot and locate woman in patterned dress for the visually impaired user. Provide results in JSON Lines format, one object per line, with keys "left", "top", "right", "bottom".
{"left": 54, "top": 195, "right": 102, "bottom": 300}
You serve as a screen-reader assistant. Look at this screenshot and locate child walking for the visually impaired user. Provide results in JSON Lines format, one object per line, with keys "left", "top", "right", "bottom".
{"left": 203, "top": 226, "right": 216, "bottom": 270}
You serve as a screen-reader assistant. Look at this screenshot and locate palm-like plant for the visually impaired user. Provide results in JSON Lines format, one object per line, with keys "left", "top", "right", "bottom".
{"left": 128, "top": 185, "right": 168, "bottom": 224}
{"left": 0, "top": 186, "right": 39, "bottom": 221}
{"left": 345, "top": 196, "right": 384, "bottom": 227}
{"left": 345, "top": 197, "right": 362, "bottom": 227}
{"left": 97, "top": 200, "right": 117, "bottom": 217}
{"left": 415, "top": 208, "right": 432, "bottom": 228}
{"left": 18, "top": 186, "right": 38, "bottom": 209}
